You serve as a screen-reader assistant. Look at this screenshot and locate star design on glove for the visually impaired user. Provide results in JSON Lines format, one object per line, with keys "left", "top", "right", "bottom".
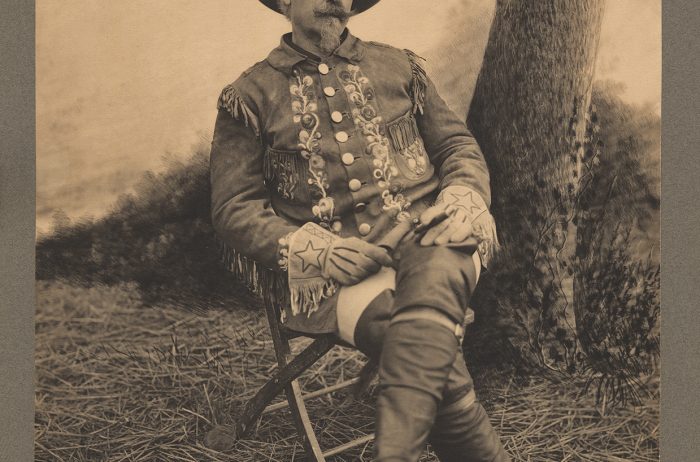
{"left": 294, "top": 240, "right": 325, "bottom": 273}
{"left": 444, "top": 190, "right": 483, "bottom": 217}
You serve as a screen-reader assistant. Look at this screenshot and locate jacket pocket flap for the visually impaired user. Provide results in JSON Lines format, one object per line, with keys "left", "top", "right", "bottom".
{"left": 386, "top": 110, "right": 420, "bottom": 152}
{"left": 263, "top": 147, "right": 310, "bottom": 201}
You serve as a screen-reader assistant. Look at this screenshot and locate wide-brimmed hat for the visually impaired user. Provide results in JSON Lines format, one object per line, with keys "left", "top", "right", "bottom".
{"left": 259, "top": 0, "right": 380, "bottom": 15}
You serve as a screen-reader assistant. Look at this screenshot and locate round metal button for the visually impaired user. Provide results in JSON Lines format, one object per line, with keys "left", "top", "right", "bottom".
{"left": 341, "top": 153, "right": 355, "bottom": 165}
{"left": 358, "top": 223, "right": 372, "bottom": 236}
{"left": 324, "top": 86, "right": 336, "bottom": 97}
{"left": 318, "top": 63, "right": 330, "bottom": 74}
{"left": 348, "top": 179, "right": 362, "bottom": 191}
{"left": 332, "top": 220, "right": 343, "bottom": 232}
{"left": 331, "top": 111, "right": 343, "bottom": 123}
{"left": 335, "top": 131, "right": 349, "bottom": 143}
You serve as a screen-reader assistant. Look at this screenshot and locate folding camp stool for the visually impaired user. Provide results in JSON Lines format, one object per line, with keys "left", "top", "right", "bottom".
{"left": 209, "top": 296, "right": 476, "bottom": 461}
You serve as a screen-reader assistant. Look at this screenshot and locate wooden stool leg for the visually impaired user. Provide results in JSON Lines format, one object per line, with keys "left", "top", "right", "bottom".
{"left": 285, "top": 377, "right": 326, "bottom": 461}
{"left": 263, "top": 298, "right": 329, "bottom": 460}
{"left": 236, "top": 336, "right": 335, "bottom": 439}
{"left": 205, "top": 335, "right": 335, "bottom": 452}
{"left": 272, "top": 326, "right": 327, "bottom": 460}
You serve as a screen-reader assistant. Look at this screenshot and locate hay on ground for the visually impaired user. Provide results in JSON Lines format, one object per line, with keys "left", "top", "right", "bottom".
{"left": 35, "top": 281, "right": 658, "bottom": 461}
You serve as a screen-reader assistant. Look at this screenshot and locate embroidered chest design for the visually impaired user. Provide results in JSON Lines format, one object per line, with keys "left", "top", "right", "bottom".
{"left": 289, "top": 69, "right": 338, "bottom": 229}
{"left": 337, "top": 64, "right": 410, "bottom": 217}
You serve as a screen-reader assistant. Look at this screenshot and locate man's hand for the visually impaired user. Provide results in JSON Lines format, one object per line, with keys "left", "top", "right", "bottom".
{"left": 322, "top": 237, "right": 393, "bottom": 286}
{"left": 418, "top": 204, "right": 473, "bottom": 246}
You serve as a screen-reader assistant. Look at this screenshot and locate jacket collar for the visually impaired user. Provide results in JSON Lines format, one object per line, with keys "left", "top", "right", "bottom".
{"left": 266, "top": 29, "right": 366, "bottom": 73}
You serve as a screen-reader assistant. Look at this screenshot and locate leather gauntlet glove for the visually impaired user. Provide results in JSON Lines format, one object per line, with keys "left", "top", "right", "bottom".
{"left": 433, "top": 185, "right": 500, "bottom": 267}
{"left": 418, "top": 205, "right": 475, "bottom": 246}
{"left": 322, "top": 237, "right": 393, "bottom": 286}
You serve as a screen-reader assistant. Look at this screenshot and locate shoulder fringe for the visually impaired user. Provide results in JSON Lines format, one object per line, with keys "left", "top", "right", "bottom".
{"left": 219, "top": 241, "right": 289, "bottom": 309}
{"left": 366, "top": 40, "right": 395, "bottom": 50}
{"left": 403, "top": 49, "right": 428, "bottom": 115}
{"left": 217, "top": 84, "right": 261, "bottom": 137}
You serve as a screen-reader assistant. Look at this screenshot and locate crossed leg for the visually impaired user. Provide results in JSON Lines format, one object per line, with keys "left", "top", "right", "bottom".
{"left": 336, "top": 242, "right": 509, "bottom": 462}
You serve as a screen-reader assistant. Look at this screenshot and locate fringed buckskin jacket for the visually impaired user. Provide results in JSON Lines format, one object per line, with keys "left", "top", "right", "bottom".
{"left": 210, "top": 30, "right": 498, "bottom": 334}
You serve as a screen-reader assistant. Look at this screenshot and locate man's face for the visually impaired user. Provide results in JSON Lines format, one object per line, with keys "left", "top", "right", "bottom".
{"left": 288, "top": 0, "right": 354, "bottom": 53}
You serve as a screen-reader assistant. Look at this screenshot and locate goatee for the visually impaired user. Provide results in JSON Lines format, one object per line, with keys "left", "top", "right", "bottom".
{"left": 313, "top": 2, "right": 349, "bottom": 54}
{"left": 318, "top": 17, "right": 346, "bottom": 54}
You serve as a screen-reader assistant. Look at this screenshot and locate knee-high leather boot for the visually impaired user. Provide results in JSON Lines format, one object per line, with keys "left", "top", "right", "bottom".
{"left": 429, "top": 393, "right": 510, "bottom": 462}
{"left": 354, "top": 297, "right": 510, "bottom": 461}
{"left": 366, "top": 239, "right": 504, "bottom": 461}
{"left": 374, "top": 317, "right": 461, "bottom": 462}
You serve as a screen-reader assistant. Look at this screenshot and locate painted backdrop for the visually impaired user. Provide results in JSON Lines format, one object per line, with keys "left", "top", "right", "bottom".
{"left": 36, "top": 0, "right": 660, "bottom": 233}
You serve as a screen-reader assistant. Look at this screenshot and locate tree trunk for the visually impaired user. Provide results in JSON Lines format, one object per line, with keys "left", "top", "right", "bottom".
{"left": 467, "top": 0, "right": 604, "bottom": 372}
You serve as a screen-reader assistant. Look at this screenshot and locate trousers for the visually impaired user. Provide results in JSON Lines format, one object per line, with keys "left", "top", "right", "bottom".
{"left": 349, "top": 238, "right": 510, "bottom": 462}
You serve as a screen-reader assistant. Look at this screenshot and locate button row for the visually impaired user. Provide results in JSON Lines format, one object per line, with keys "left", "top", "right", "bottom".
{"left": 320, "top": 67, "right": 346, "bottom": 141}
{"left": 349, "top": 178, "right": 362, "bottom": 192}
{"left": 317, "top": 61, "right": 370, "bottom": 238}
{"left": 341, "top": 152, "right": 354, "bottom": 165}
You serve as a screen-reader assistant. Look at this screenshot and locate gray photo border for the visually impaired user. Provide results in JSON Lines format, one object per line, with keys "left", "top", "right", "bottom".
{"left": 660, "top": 0, "right": 700, "bottom": 460}
{"left": 1, "top": 0, "right": 35, "bottom": 461}
{"left": 1, "top": 0, "right": 697, "bottom": 460}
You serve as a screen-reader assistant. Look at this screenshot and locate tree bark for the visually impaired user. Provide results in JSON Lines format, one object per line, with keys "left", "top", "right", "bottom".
{"left": 467, "top": 0, "right": 604, "bottom": 371}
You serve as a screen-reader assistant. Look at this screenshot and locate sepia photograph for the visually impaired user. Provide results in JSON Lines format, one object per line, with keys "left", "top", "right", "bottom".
{"left": 34, "top": 0, "right": 660, "bottom": 460}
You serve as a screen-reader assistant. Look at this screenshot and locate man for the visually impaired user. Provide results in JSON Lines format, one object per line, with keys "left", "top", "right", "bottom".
{"left": 210, "top": 0, "right": 510, "bottom": 460}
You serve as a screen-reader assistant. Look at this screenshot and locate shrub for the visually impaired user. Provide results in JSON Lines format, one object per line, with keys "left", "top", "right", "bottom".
{"left": 36, "top": 144, "right": 254, "bottom": 310}
{"left": 466, "top": 81, "right": 660, "bottom": 406}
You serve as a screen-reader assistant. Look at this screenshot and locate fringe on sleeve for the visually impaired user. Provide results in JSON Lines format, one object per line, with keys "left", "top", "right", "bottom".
{"left": 217, "top": 84, "right": 261, "bottom": 138}
{"left": 219, "top": 240, "right": 290, "bottom": 309}
{"left": 403, "top": 49, "right": 428, "bottom": 115}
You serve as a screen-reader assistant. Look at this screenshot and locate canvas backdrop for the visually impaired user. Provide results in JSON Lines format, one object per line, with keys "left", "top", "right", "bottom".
{"left": 36, "top": 0, "right": 660, "bottom": 233}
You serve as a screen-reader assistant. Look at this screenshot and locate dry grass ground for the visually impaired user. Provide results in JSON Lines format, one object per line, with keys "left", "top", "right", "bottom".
{"left": 35, "top": 281, "right": 659, "bottom": 461}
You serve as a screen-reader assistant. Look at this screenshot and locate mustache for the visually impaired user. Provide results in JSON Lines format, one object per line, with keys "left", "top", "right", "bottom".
{"left": 314, "top": 2, "right": 350, "bottom": 20}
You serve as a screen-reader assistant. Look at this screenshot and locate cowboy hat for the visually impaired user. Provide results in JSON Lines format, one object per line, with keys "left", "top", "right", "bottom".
{"left": 259, "top": 0, "right": 381, "bottom": 15}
